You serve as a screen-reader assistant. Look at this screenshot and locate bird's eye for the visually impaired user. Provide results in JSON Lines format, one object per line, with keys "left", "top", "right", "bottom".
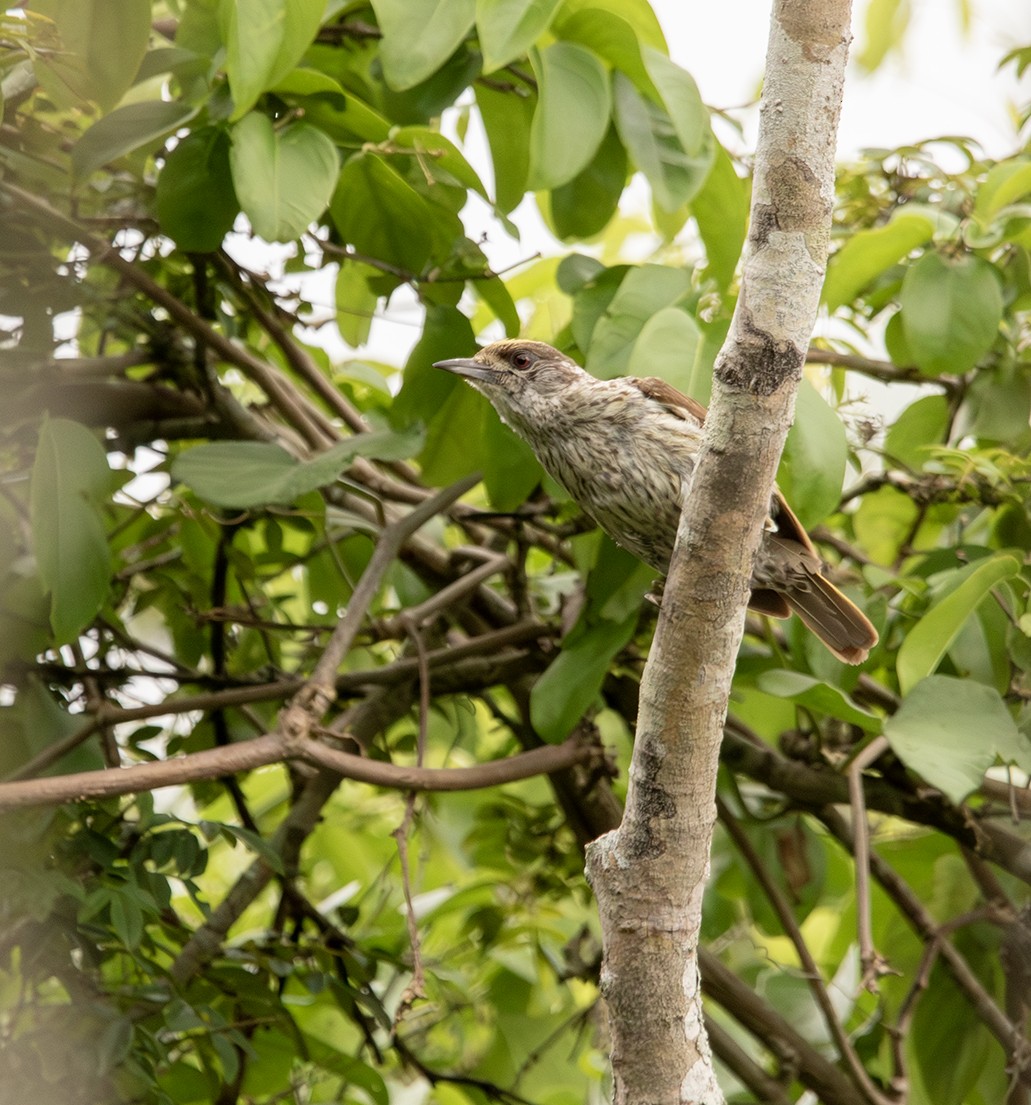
{"left": 511, "top": 350, "right": 534, "bottom": 369}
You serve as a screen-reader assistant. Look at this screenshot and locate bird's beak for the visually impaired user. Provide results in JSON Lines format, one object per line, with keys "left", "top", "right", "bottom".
{"left": 432, "top": 357, "right": 495, "bottom": 382}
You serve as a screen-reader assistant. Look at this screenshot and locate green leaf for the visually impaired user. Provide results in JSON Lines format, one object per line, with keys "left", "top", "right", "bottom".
{"left": 641, "top": 48, "right": 709, "bottom": 158}
{"left": 298, "top": 90, "right": 393, "bottom": 144}
{"left": 556, "top": 0, "right": 667, "bottom": 53}
{"left": 897, "top": 554, "right": 1022, "bottom": 694}
{"left": 72, "top": 101, "right": 198, "bottom": 180}
{"left": 586, "top": 264, "right": 692, "bottom": 378}
{"left": 35, "top": 0, "right": 151, "bottom": 111}
{"left": 475, "top": 81, "right": 536, "bottom": 213}
{"left": 973, "top": 158, "right": 1031, "bottom": 220}
{"left": 777, "top": 380, "right": 848, "bottom": 529}
{"left": 481, "top": 405, "right": 544, "bottom": 509}
{"left": 471, "top": 275, "right": 521, "bottom": 338}
{"left": 530, "top": 611, "right": 637, "bottom": 741}
{"left": 884, "top": 675, "right": 1024, "bottom": 803}
{"left": 553, "top": 7, "right": 658, "bottom": 99}
{"left": 757, "top": 670, "right": 882, "bottom": 733}
{"left": 172, "top": 429, "right": 423, "bottom": 509}
{"left": 477, "top": 0, "right": 563, "bottom": 73}
{"left": 331, "top": 152, "right": 460, "bottom": 273}
{"left": 109, "top": 892, "right": 144, "bottom": 950}
{"left": 612, "top": 72, "right": 710, "bottom": 212}
{"left": 220, "top": 0, "right": 327, "bottom": 118}
{"left": 884, "top": 394, "right": 949, "bottom": 470}
{"left": 390, "top": 125, "right": 489, "bottom": 200}
{"left": 229, "top": 114, "right": 340, "bottom": 243}
{"left": 212, "top": 823, "right": 286, "bottom": 875}
{"left": 853, "top": 485, "right": 919, "bottom": 566}
{"left": 626, "top": 306, "right": 701, "bottom": 394}
{"left": 29, "top": 419, "right": 113, "bottom": 644}
{"left": 371, "top": 0, "right": 476, "bottom": 91}
{"left": 155, "top": 127, "right": 240, "bottom": 251}
{"left": 856, "top": 0, "right": 910, "bottom": 72}
{"left": 899, "top": 253, "right": 1003, "bottom": 375}
{"left": 823, "top": 210, "right": 935, "bottom": 311}
{"left": 527, "top": 42, "right": 611, "bottom": 191}
{"left": 546, "top": 123, "right": 627, "bottom": 240}
{"left": 336, "top": 260, "right": 380, "bottom": 348}
{"left": 689, "top": 140, "right": 749, "bottom": 288}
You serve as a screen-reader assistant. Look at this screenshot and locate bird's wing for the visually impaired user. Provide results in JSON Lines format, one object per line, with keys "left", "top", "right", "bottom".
{"left": 630, "top": 376, "right": 708, "bottom": 425}
{"left": 631, "top": 375, "right": 818, "bottom": 558}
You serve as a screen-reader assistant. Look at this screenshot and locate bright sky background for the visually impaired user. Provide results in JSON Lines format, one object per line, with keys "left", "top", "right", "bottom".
{"left": 664, "top": 0, "right": 1029, "bottom": 158}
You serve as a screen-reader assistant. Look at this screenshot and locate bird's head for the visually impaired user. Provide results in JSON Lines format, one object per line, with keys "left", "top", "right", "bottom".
{"left": 433, "top": 340, "right": 586, "bottom": 426}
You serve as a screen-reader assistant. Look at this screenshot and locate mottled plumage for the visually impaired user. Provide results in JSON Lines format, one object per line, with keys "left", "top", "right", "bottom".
{"left": 434, "top": 340, "right": 877, "bottom": 663}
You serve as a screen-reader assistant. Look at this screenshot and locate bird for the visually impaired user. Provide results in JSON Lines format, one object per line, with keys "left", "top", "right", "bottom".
{"left": 433, "top": 339, "right": 878, "bottom": 664}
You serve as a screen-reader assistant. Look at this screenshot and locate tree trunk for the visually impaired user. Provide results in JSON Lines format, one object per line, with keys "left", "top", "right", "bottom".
{"left": 585, "top": 3, "right": 854, "bottom": 1101}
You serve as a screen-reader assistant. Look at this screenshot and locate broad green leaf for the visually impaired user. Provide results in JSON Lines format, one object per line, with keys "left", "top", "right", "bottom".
{"left": 29, "top": 419, "right": 113, "bottom": 644}
{"left": 371, "top": 0, "right": 476, "bottom": 91}
{"left": 527, "top": 42, "right": 611, "bottom": 191}
{"left": 172, "top": 429, "right": 423, "bottom": 509}
{"left": 331, "top": 153, "right": 459, "bottom": 273}
{"left": 642, "top": 48, "right": 709, "bottom": 157}
{"left": 912, "top": 956, "right": 995, "bottom": 1105}
{"left": 777, "top": 380, "right": 848, "bottom": 529}
{"left": 899, "top": 252, "right": 1003, "bottom": 375}
{"left": 230, "top": 114, "right": 339, "bottom": 243}
{"left": 546, "top": 123, "right": 627, "bottom": 240}
{"left": 855, "top": 0, "right": 910, "bottom": 72}
{"left": 553, "top": 7, "right": 658, "bottom": 99}
{"left": 966, "top": 361, "right": 1031, "bottom": 441}
{"left": 626, "top": 306, "right": 701, "bottom": 395}
{"left": 298, "top": 91, "right": 393, "bottom": 144}
{"left": 973, "top": 158, "right": 1031, "bottom": 220}
{"left": 472, "top": 274, "right": 521, "bottom": 338}
{"left": 336, "top": 260, "right": 380, "bottom": 348}
{"left": 72, "top": 101, "right": 198, "bottom": 181}
{"left": 689, "top": 140, "right": 749, "bottom": 288}
{"left": 586, "top": 264, "right": 692, "bottom": 378}
{"left": 481, "top": 404, "right": 544, "bottom": 509}
{"left": 884, "top": 394, "right": 949, "bottom": 470}
{"left": 270, "top": 68, "right": 346, "bottom": 98}
{"left": 477, "top": 0, "right": 563, "bottom": 72}
{"left": 757, "top": 671, "right": 882, "bottom": 733}
{"left": 823, "top": 210, "right": 935, "bottom": 311}
{"left": 612, "top": 72, "right": 710, "bottom": 212}
{"left": 417, "top": 380, "right": 488, "bottom": 486}
{"left": 584, "top": 538, "right": 653, "bottom": 622}
{"left": 557, "top": 0, "right": 666, "bottom": 52}
{"left": 897, "top": 553, "right": 1022, "bottom": 694}
{"left": 530, "top": 611, "right": 637, "bottom": 741}
{"left": 853, "top": 487, "right": 919, "bottom": 567}
{"left": 475, "top": 82, "right": 536, "bottom": 212}
{"left": 35, "top": 0, "right": 151, "bottom": 111}
{"left": 155, "top": 127, "right": 239, "bottom": 251}
{"left": 884, "top": 675, "right": 1025, "bottom": 803}
{"left": 220, "top": 0, "right": 326, "bottom": 118}
{"left": 391, "top": 125, "right": 489, "bottom": 200}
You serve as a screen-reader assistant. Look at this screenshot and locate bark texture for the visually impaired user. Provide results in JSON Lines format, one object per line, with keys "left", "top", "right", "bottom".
{"left": 584, "top": 3, "right": 854, "bottom": 1102}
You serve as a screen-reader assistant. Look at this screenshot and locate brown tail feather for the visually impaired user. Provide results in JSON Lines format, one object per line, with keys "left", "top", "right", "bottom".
{"left": 784, "top": 573, "right": 878, "bottom": 665}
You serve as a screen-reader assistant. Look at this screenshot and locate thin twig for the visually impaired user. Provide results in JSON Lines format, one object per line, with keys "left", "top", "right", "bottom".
{"left": 845, "top": 734, "right": 894, "bottom": 988}
{"left": 717, "top": 797, "right": 900, "bottom": 1105}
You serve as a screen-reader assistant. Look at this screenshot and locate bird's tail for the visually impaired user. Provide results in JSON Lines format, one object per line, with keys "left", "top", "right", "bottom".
{"left": 783, "top": 574, "right": 878, "bottom": 665}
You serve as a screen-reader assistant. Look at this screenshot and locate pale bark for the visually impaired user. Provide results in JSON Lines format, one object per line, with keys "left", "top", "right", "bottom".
{"left": 584, "top": 2, "right": 854, "bottom": 1102}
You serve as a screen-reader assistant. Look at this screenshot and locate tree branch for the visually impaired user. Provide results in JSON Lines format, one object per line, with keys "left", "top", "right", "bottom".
{"left": 584, "top": 4, "right": 854, "bottom": 1101}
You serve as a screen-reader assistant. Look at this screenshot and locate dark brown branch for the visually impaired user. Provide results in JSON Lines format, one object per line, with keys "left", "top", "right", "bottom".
{"left": 0, "top": 729, "right": 594, "bottom": 810}
{"left": 700, "top": 951, "right": 867, "bottom": 1105}
{"left": 804, "top": 346, "right": 962, "bottom": 394}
